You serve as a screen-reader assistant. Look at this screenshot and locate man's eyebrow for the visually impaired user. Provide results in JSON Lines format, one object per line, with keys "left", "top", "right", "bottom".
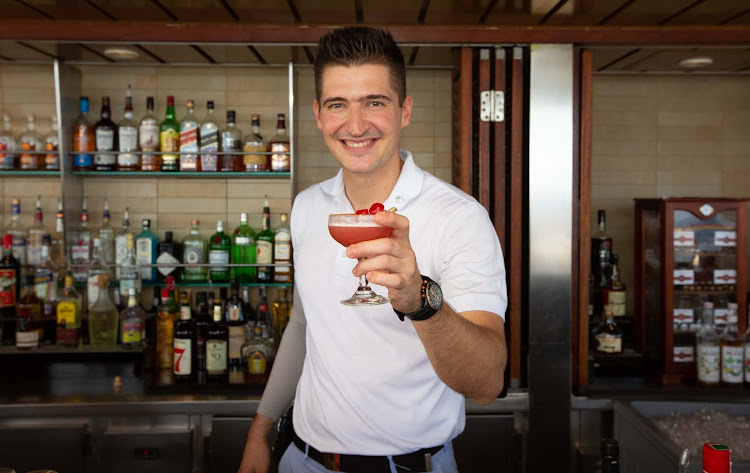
{"left": 321, "top": 94, "right": 393, "bottom": 106}
{"left": 322, "top": 96, "right": 347, "bottom": 106}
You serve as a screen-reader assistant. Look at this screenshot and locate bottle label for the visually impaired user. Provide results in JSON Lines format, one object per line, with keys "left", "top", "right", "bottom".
{"left": 180, "top": 126, "right": 199, "bottom": 152}
{"left": 119, "top": 126, "right": 138, "bottom": 152}
{"left": 174, "top": 337, "right": 192, "bottom": 375}
{"left": 19, "top": 142, "right": 37, "bottom": 168}
{"left": 139, "top": 124, "right": 159, "bottom": 150}
{"left": 183, "top": 246, "right": 203, "bottom": 274}
{"left": 27, "top": 242, "right": 43, "bottom": 266}
{"left": 206, "top": 340, "right": 227, "bottom": 372}
{"left": 45, "top": 140, "right": 59, "bottom": 168}
{"left": 606, "top": 289, "right": 626, "bottom": 317}
{"left": 697, "top": 345, "right": 720, "bottom": 383}
{"left": 745, "top": 343, "right": 750, "bottom": 383}
{"left": 160, "top": 128, "right": 179, "bottom": 152}
{"left": 156, "top": 251, "right": 180, "bottom": 277}
{"left": 0, "top": 269, "right": 17, "bottom": 307}
{"left": 95, "top": 129, "right": 116, "bottom": 165}
{"left": 256, "top": 240, "right": 273, "bottom": 265}
{"left": 721, "top": 345, "right": 744, "bottom": 384}
{"left": 208, "top": 250, "right": 229, "bottom": 272}
{"left": 274, "top": 240, "right": 291, "bottom": 261}
{"left": 12, "top": 236, "right": 27, "bottom": 264}
{"left": 270, "top": 142, "right": 290, "bottom": 172}
{"left": 136, "top": 238, "right": 153, "bottom": 279}
{"left": 243, "top": 143, "right": 267, "bottom": 169}
{"left": 248, "top": 350, "right": 267, "bottom": 375}
{"left": 235, "top": 236, "right": 251, "bottom": 245}
{"left": 228, "top": 325, "right": 244, "bottom": 359}
{"left": 57, "top": 300, "right": 78, "bottom": 326}
{"left": 115, "top": 236, "right": 128, "bottom": 276}
{"left": 200, "top": 128, "right": 219, "bottom": 171}
{"left": 222, "top": 136, "right": 241, "bottom": 152}
{"left": 87, "top": 276, "right": 100, "bottom": 309}
{"left": 16, "top": 330, "right": 39, "bottom": 348}
{"left": 596, "top": 335, "right": 622, "bottom": 353}
{"left": 122, "top": 321, "right": 143, "bottom": 343}
{"left": 34, "top": 270, "right": 55, "bottom": 300}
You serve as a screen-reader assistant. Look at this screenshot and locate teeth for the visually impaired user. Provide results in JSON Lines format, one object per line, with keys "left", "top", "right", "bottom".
{"left": 344, "top": 140, "right": 372, "bottom": 148}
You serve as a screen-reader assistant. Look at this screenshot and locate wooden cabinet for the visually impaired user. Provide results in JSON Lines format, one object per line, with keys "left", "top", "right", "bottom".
{"left": 634, "top": 198, "right": 747, "bottom": 383}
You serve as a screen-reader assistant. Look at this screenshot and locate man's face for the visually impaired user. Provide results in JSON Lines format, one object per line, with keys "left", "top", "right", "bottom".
{"left": 314, "top": 64, "right": 412, "bottom": 176}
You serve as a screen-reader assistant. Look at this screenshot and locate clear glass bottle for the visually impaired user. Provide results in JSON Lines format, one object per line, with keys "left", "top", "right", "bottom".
{"left": 69, "top": 197, "right": 91, "bottom": 283}
{"left": 720, "top": 302, "right": 743, "bottom": 387}
{"left": 19, "top": 114, "right": 43, "bottom": 170}
{"left": 255, "top": 195, "right": 274, "bottom": 283}
{"left": 200, "top": 100, "right": 219, "bottom": 172}
{"left": 208, "top": 220, "right": 231, "bottom": 283}
{"left": 7, "top": 198, "right": 27, "bottom": 267}
{"left": 242, "top": 113, "right": 267, "bottom": 171}
{"left": 268, "top": 113, "right": 290, "bottom": 172}
{"left": 160, "top": 95, "right": 180, "bottom": 172}
{"left": 174, "top": 300, "right": 196, "bottom": 382}
{"left": 271, "top": 286, "right": 290, "bottom": 350}
{"left": 56, "top": 273, "right": 82, "bottom": 347}
{"left": 225, "top": 282, "right": 246, "bottom": 377}
{"left": 220, "top": 110, "right": 242, "bottom": 172}
{"left": 139, "top": 96, "right": 160, "bottom": 171}
{"left": 135, "top": 219, "right": 158, "bottom": 283}
{"left": 16, "top": 273, "right": 43, "bottom": 349}
{"left": 97, "top": 197, "right": 115, "bottom": 278}
{"left": 44, "top": 115, "right": 59, "bottom": 170}
{"left": 114, "top": 206, "right": 132, "bottom": 280}
{"left": 156, "top": 287, "right": 176, "bottom": 369}
{"left": 179, "top": 99, "right": 200, "bottom": 171}
{"left": 156, "top": 231, "right": 181, "bottom": 283}
{"left": 87, "top": 237, "right": 108, "bottom": 310}
{"left": 120, "top": 287, "right": 145, "bottom": 347}
{"left": 51, "top": 198, "right": 65, "bottom": 273}
{"left": 0, "top": 113, "right": 18, "bottom": 170}
{"left": 118, "top": 233, "right": 141, "bottom": 297}
{"left": 182, "top": 219, "right": 207, "bottom": 282}
{"left": 73, "top": 96, "right": 96, "bottom": 170}
{"left": 117, "top": 85, "right": 140, "bottom": 171}
{"left": 94, "top": 96, "right": 118, "bottom": 171}
{"left": 242, "top": 325, "right": 274, "bottom": 384}
{"left": 696, "top": 301, "right": 720, "bottom": 387}
{"left": 232, "top": 213, "right": 256, "bottom": 283}
{"left": 26, "top": 195, "right": 45, "bottom": 267}
{"left": 273, "top": 213, "right": 292, "bottom": 283}
{"left": 593, "top": 304, "right": 623, "bottom": 354}
{"left": 257, "top": 284, "right": 273, "bottom": 338}
{"left": 88, "top": 273, "right": 119, "bottom": 348}
{"left": 207, "top": 304, "right": 228, "bottom": 383}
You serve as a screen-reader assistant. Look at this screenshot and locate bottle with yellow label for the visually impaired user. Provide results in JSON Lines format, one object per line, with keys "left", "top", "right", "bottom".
{"left": 593, "top": 304, "right": 623, "bottom": 354}
{"left": 120, "top": 288, "right": 145, "bottom": 347}
{"left": 156, "top": 288, "right": 177, "bottom": 368}
{"left": 160, "top": 95, "right": 180, "bottom": 172}
{"left": 56, "top": 273, "right": 82, "bottom": 347}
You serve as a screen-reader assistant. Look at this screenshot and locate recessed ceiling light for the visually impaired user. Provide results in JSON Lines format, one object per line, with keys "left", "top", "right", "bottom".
{"left": 103, "top": 47, "right": 139, "bottom": 60}
{"left": 679, "top": 56, "right": 713, "bottom": 68}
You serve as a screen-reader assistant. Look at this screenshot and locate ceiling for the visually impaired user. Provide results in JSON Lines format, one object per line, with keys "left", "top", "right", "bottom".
{"left": 0, "top": 0, "right": 748, "bottom": 72}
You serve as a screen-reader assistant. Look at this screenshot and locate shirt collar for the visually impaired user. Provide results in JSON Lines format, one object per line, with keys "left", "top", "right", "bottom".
{"left": 320, "top": 149, "right": 424, "bottom": 212}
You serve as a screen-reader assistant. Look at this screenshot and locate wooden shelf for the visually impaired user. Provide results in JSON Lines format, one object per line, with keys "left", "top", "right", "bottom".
{"left": 71, "top": 171, "right": 289, "bottom": 178}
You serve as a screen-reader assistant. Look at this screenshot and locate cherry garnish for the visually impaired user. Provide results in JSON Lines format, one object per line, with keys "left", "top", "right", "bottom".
{"left": 355, "top": 209, "right": 370, "bottom": 215}
{"left": 369, "top": 202, "right": 385, "bottom": 214}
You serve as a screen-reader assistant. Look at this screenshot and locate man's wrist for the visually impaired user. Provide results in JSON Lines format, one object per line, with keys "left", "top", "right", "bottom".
{"left": 249, "top": 413, "right": 275, "bottom": 440}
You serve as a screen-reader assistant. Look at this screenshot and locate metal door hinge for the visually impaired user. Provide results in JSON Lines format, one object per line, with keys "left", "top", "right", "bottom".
{"left": 480, "top": 90, "right": 504, "bottom": 122}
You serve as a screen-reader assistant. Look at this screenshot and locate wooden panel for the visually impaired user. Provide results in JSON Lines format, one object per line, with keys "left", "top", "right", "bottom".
{"left": 545, "top": 0, "right": 634, "bottom": 26}
{"left": 477, "top": 49, "right": 491, "bottom": 208}
{"left": 362, "top": 0, "right": 421, "bottom": 24}
{"left": 228, "top": 0, "right": 299, "bottom": 23}
{"left": 617, "top": 48, "right": 750, "bottom": 72}
{"left": 424, "top": 0, "right": 492, "bottom": 25}
{"left": 493, "top": 48, "right": 506, "bottom": 244}
{"left": 412, "top": 46, "right": 456, "bottom": 67}
{"left": 296, "top": 0, "right": 356, "bottom": 24}
{"left": 83, "top": 0, "right": 172, "bottom": 21}
{"left": 452, "top": 47, "right": 472, "bottom": 195}
{"left": 23, "top": 0, "right": 107, "bottom": 20}
{"left": 670, "top": 0, "right": 750, "bottom": 25}
{"left": 158, "top": 0, "right": 237, "bottom": 22}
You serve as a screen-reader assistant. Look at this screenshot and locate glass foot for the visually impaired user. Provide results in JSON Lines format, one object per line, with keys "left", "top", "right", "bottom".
{"left": 341, "top": 288, "right": 390, "bottom": 306}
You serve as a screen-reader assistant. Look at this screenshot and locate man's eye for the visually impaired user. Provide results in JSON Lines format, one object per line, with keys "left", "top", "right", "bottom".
{"left": 329, "top": 103, "right": 343, "bottom": 109}
{"left": 369, "top": 101, "right": 383, "bottom": 107}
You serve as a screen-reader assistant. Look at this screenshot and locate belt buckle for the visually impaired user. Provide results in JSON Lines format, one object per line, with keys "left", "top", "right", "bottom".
{"left": 322, "top": 452, "right": 341, "bottom": 471}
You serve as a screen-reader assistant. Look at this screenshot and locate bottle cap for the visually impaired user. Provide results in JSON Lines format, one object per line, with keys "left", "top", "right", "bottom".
{"left": 191, "top": 219, "right": 199, "bottom": 225}
{"left": 186, "top": 99, "right": 194, "bottom": 108}
{"left": 143, "top": 219, "right": 150, "bottom": 227}
{"left": 129, "top": 288, "right": 136, "bottom": 296}
{"left": 207, "top": 100, "right": 214, "bottom": 109}
{"left": 165, "top": 231, "right": 173, "bottom": 240}
{"left": 601, "top": 438, "right": 619, "bottom": 457}
{"left": 161, "top": 288, "right": 169, "bottom": 299}
{"left": 727, "top": 302, "right": 738, "bottom": 310}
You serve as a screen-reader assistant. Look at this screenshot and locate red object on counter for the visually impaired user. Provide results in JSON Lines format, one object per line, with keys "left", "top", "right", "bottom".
{"left": 703, "top": 443, "right": 731, "bottom": 473}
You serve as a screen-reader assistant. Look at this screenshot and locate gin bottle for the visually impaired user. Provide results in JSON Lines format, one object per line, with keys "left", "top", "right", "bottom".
{"left": 0, "top": 113, "right": 18, "bottom": 170}
{"left": 139, "top": 96, "right": 160, "bottom": 171}
{"left": 120, "top": 288, "right": 145, "bottom": 347}
{"left": 182, "top": 219, "right": 207, "bottom": 282}
{"left": 117, "top": 85, "right": 139, "bottom": 171}
{"left": 232, "top": 213, "right": 256, "bottom": 283}
{"left": 19, "top": 114, "right": 43, "bottom": 170}
{"left": 268, "top": 113, "right": 290, "bottom": 172}
{"left": 44, "top": 115, "right": 59, "bottom": 170}
{"left": 94, "top": 96, "right": 118, "bottom": 171}
{"left": 26, "top": 196, "right": 44, "bottom": 267}
{"left": 199, "top": 100, "right": 219, "bottom": 172}
{"left": 118, "top": 233, "right": 141, "bottom": 297}
{"left": 208, "top": 220, "right": 231, "bottom": 283}
{"left": 255, "top": 195, "right": 274, "bottom": 283}
{"left": 242, "top": 113, "right": 267, "bottom": 171}
{"left": 156, "top": 231, "right": 181, "bottom": 283}
{"left": 220, "top": 110, "right": 242, "bottom": 172}
{"left": 87, "top": 237, "right": 108, "bottom": 310}
{"left": 696, "top": 301, "right": 720, "bottom": 387}
{"left": 135, "top": 219, "right": 158, "bottom": 282}
{"left": 97, "top": 197, "right": 115, "bottom": 278}
{"left": 7, "top": 198, "right": 27, "bottom": 267}
{"left": 70, "top": 197, "right": 91, "bottom": 283}
{"left": 273, "top": 213, "right": 292, "bottom": 283}
{"left": 179, "top": 99, "right": 200, "bottom": 171}
{"left": 114, "top": 206, "right": 132, "bottom": 280}
{"left": 720, "top": 302, "right": 743, "bottom": 387}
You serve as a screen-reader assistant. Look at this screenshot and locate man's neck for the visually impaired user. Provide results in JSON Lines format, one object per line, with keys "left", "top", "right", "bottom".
{"left": 343, "top": 154, "right": 403, "bottom": 211}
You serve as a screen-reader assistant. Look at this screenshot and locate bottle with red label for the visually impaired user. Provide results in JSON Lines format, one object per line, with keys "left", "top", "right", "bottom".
{"left": 0, "top": 234, "right": 21, "bottom": 346}
{"left": 16, "top": 273, "right": 43, "bottom": 349}
{"left": 173, "top": 299, "right": 195, "bottom": 382}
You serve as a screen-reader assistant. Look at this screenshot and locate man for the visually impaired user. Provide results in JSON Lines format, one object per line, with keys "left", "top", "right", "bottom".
{"left": 239, "top": 26, "right": 507, "bottom": 473}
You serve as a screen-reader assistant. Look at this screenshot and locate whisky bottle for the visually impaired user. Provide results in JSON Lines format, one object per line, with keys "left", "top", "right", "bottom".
{"left": 591, "top": 209, "right": 612, "bottom": 317}
{"left": 97, "top": 198, "right": 115, "bottom": 278}
{"left": 256, "top": 195, "right": 274, "bottom": 283}
{"left": 273, "top": 213, "right": 292, "bottom": 283}
{"left": 605, "top": 253, "right": 626, "bottom": 317}
{"left": 56, "top": 273, "right": 82, "bottom": 347}
{"left": 232, "top": 213, "right": 256, "bottom": 283}
{"left": 207, "top": 305, "right": 228, "bottom": 383}
{"left": 174, "top": 300, "right": 196, "bottom": 382}
{"left": 225, "top": 282, "right": 246, "bottom": 378}
{"left": 160, "top": 95, "right": 180, "bottom": 172}
{"left": 208, "top": 221, "right": 231, "bottom": 283}
{"left": 19, "top": 114, "right": 43, "bottom": 170}
{"left": 268, "top": 113, "right": 290, "bottom": 172}
{"left": 117, "top": 85, "right": 139, "bottom": 171}
{"left": 120, "top": 287, "right": 145, "bottom": 347}
{"left": 696, "top": 302, "right": 720, "bottom": 387}
{"left": 179, "top": 99, "right": 200, "bottom": 171}
{"left": 44, "top": 115, "right": 59, "bottom": 171}
{"left": 16, "top": 273, "right": 43, "bottom": 349}
{"left": 94, "top": 96, "right": 118, "bottom": 171}
{"left": 73, "top": 96, "right": 96, "bottom": 170}
{"left": 593, "top": 305, "right": 623, "bottom": 354}
{"left": 719, "top": 302, "right": 743, "bottom": 387}
{"left": 156, "top": 288, "right": 176, "bottom": 369}
{"left": 194, "top": 292, "right": 212, "bottom": 383}
{"left": 26, "top": 195, "right": 44, "bottom": 267}
{"left": 51, "top": 198, "right": 65, "bottom": 273}
{"left": 199, "top": 100, "right": 219, "bottom": 172}
{"left": 0, "top": 234, "right": 20, "bottom": 346}
{"left": 272, "top": 287, "right": 290, "bottom": 349}
{"left": 7, "top": 198, "right": 27, "bottom": 267}
{"left": 70, "top": 197, "right": 91, "bottom": 283}
{"left": 139, "top": 96, "right": 160, "bottom": 171}
{"left": 220, "top": 110, "right": 242, "bottom": 172}
{"left": 0, "top": 113, "right": 18, "bottom": 170}
{"left": 182, "top": 219, "right": 207, "bottom": 282}
{"left": 242, "top": 113, "right": 267, "bottom": 171}
{"left": 242, "top": 325, "right": 274, "bottom": 384}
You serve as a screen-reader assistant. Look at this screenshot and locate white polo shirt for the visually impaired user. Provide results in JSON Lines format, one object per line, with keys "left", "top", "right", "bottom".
{"left": 291, "top": 150, "right": 507, "bottom": 455}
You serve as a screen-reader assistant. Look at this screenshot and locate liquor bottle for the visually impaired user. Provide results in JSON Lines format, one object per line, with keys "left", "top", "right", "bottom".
{"left": 200, "top": 100, "right": 219, "bottom": 172}
{"left": 118, "top": 233, "right": 141, "bottom": 297}
{"left": 8, "top": 198, "right": 26, "bottom": 267}
{"left": 273, "top": 213, "right": 292, "bottom": 283}
{"left": 232, "top": 213, "right": 256, "bottom": 283}
{"left": 19, "top": 114, "right": 43, "bottom": 170}
{"left": 241, "top": 286, "right": 255, "bottom": 339}
{"left": 87, "top": 237, "right": 108, "bottom": 310}
{"left": 268, "top": 113, "right": 290, "bottom": 172}
{"left": 593, "top": 305, "right": 623, "bottom": 354}
{"left": 696, "top": 301, "right": 720, "bottom": 387}
{"left": 208, "top": 220, "right": 231, "bottom": 283}
{"left": 51, "top": 198, "right": 65, "bottom": 272}
{"left": 600, "top": 438, "right": 620, "bottom": 473}
{"left": 120, "top": 287, "right": 145, "bottom": 347}
{"left": 156, "top": 288, "right": 176, "bottom": 369}
{"left": 719, "top": 302, "right": 743, "bottom": 388}
{"left": 114, "top": 207, "right": 132, "bottom": 280}
{"left": 94, "top": 96, "right": 118, "bottom": 171}
{"left": 56, "top": 273, "right": 82, "bottom": 347}
{"left": 88, "top": 273, "right": 118, "bottom": 348}
{"left": 702, "top": 443, "right": 731, "bottom": 473}
{"left": 220, "top": 287, "right": 228, "bottom": 315}
{"left": 179, "top": 99, "right": 200, "bottom": 171}
{"left": 272, "top": 287, "right": 290, "bottom": 349}
{"left": 156, "top": 231, "right": 181, "bottom": 283}
{"left": 0, "top": 235, "right": 20, "bottom": 346}
{"left": 26, "top": 195, "right": 44, "bottom": 266}
{"left": 591, "top": 209, "right": 612, "bottom": 317}
{"left": 70, "top": 197, "right": 91, "bottom": 283}
{"left": 135, "top": 219, "right": 158, "bottom": 283}
{"left": 174, "top": 299, "right": 196, "bottom": 382}
{"left": 242, "top": 325, "right": 274, "bottom": 384}
{"left": 117, "top": 85, "right": 140, "bottom": 171}
{"left": 220, "top": 110, "right": 242, "bottom": 172}
{"left": 207, "top": 305, "right": 228, "bottom": 383}
{"left": 182, "top": 219, "right": 207, "bottom": 282}
{"left": 225, "top": 282, "right": 246, "bottom": 377}
{"left": 604, "top": 253, "right": 626, "bottom": 317}
{"left": 242, "top": 113, "right": 267, "bottom": 171}
{"left": 0, "top": 113, "right": 18, "bottom": 170}
{"left": 44, "top": 115, "right": 59, "bottom": 170}
{"left": 73, "top": 96, "right": 96, "bottom": 170}
{"left": 256, "top": 195, "right": 274, "bottom": 283}
{"left": 97, "top": 198, "right": 115, "bottom": 277}
{"left": 139, "top": 96, "right": 160, "bottom": 171}
{"left": 35, "top": 234, "right": 58, "bottom": 345}
{"left": 257, "top": 284, "right": 273, "bottom": 336}
{"left": 160, "top": 95, "right": 180, "bottom": 172}
{"left": 16, "top": 273, "right": 43, "bottom": 349}
{"left": 194, "top": 292, "right": 211, "bottom": 383}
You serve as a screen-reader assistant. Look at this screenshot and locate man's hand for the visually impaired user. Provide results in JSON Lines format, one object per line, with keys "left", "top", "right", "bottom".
{"left": 345, "top": 210, "right": 422, "bottom": 313}
{"left": 237, "top": 414, "right": 274, "bottom": 473}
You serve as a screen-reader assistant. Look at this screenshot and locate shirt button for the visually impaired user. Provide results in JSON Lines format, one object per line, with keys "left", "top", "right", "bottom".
{"left": 395, "top": 195, "right": 404, "bottom": 203}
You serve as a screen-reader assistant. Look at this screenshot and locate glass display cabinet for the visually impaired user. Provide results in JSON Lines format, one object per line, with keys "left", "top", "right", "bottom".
{"left": 634, "top": 198, "right": 747, "bottom": 384}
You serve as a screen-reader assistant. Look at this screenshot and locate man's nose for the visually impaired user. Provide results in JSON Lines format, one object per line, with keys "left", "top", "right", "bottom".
{"left": 346, "top": 105, "right": 368, "bottom": 136}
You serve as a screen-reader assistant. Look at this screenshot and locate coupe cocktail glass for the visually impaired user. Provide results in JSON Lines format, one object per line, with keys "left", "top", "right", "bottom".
{"left": 328, "top": 213, "right": 393, "bottom": 306}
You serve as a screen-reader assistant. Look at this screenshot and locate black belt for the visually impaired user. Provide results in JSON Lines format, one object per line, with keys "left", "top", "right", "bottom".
{"left": 292, "top": 430, "right": 442, "bottom": 472}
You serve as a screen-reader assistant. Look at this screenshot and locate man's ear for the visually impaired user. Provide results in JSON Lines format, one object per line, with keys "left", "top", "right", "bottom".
{"left": 400, "top": 95, "right": 413, "bottom": 129}
{"left": 313, "top": 99, "right": 323, "bottom": 131}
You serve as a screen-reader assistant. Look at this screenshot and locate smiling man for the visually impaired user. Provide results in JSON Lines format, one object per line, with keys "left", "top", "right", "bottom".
{"left": 238, "top": 27, "right": 508, "bottom": 473}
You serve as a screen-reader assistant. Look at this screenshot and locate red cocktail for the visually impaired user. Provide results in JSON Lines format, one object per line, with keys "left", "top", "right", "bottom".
{"left": 328, "top": 213, "right": 393, "bottom": 306}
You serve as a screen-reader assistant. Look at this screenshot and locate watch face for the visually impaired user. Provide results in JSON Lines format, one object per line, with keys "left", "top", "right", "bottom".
{"left": 425, "top": 281, "right": 443, "bottom": 311}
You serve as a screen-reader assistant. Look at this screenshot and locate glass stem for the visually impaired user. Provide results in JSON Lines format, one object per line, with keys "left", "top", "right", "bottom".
{"left": 358, "top": 258, "right": 369, "bottom": 290}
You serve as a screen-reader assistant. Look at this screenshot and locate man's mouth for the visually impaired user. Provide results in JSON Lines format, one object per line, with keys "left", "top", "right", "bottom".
{"left": 342, "top": 139, "right": 376, "bottom": 149}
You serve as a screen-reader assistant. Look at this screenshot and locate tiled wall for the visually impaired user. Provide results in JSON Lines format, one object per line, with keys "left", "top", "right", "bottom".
{"left": 592, "top": 74, "right": 750, "bottom": 307}
{"left": 0, "top": 64, "right": 452, "bottom": 241}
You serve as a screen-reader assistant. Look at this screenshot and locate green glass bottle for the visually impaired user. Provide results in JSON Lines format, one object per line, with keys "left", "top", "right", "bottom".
{"left": 255, "top": 195, "right": 274, "bottom": 283}
{"left": 208, "top": 220, "right": 231, "bottom": 283}
{"left": 160, "top": 95, "right": 180, "bottom": 172}
{"left": 232, "top": 213, "right": 256, "bottom": 283}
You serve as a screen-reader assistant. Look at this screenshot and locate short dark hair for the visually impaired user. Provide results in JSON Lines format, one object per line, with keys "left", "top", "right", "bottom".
{"left": 314, "top": 27, "right": 407, "bottom": 106}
